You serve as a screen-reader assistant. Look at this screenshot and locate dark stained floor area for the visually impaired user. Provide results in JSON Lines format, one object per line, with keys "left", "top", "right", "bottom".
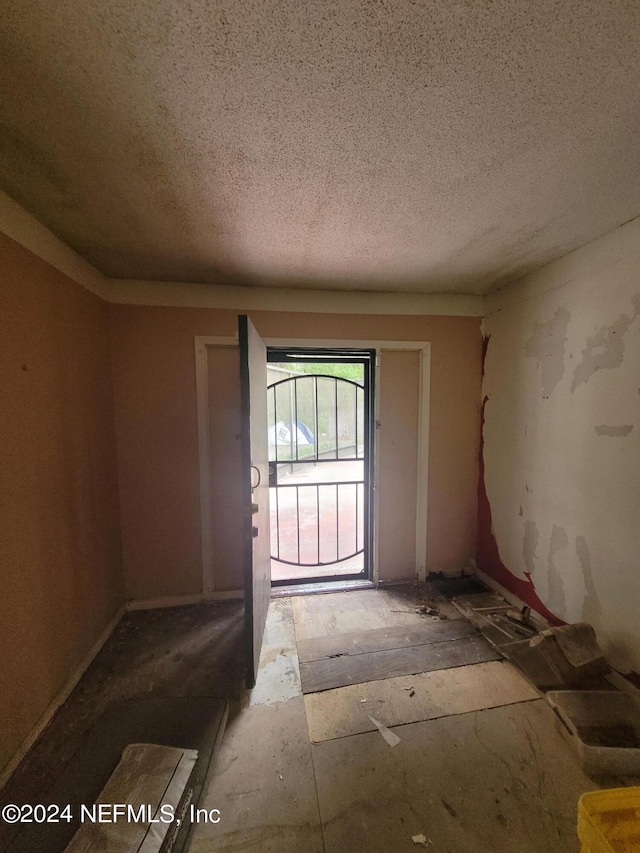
{"left": 0, "top": 601, "right": 244, "bottom": 853}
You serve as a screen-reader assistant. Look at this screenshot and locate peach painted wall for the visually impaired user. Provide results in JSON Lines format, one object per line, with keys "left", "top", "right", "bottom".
{"left": 109, "top": 307, "right": 482, "bottom": 599}
{"left": 207, "top": 345, "right": 244, "bottom": 591}
{"left": 378, "top": 349, "right": 420, "bottom": 580}
{"left": 0, "top": 235, "right": 124, "bottom": 776}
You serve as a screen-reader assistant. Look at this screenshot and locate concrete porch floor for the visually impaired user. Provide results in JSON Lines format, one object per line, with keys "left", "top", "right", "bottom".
{"left": 270, "top": 459, "right": 365, "bottom": 582}
{"left": 187, "top": 590, "right": 601, "bottom": 853}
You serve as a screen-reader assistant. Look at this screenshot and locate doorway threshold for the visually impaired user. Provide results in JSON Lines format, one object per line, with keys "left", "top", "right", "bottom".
{"left": 271, "top": 579, "right": 375, "bottom": 598}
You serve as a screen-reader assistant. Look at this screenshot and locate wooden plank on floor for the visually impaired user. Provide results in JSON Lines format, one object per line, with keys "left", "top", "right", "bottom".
{"left": 9, "top": 699, "right": 228, "bottom": 853}
{"left": 300, "top": 635, "right": 501, "bottom": 694}
{"left": 305, "top": 660, "right": 539, "bottom": 742}
{"left": 297, "top": 620, "right": 476, "bottom": 663}
{"left": 65, "top": 744, "right": 198, "bottom": 853}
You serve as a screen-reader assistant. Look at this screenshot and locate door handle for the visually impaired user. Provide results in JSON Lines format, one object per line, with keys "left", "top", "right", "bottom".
{"left": 250, "top": 465, "right": 261, "bottom": 490}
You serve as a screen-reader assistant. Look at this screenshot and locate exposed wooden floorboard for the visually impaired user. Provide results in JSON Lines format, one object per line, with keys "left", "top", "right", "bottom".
{"left": 296, "top": 619, "right": 476, "bottom": 663}
{"left": 300, "top": 634, "right": 502, "bottom": 693}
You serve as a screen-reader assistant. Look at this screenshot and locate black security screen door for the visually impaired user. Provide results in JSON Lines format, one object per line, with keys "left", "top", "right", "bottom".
{"left": 267, "top": 348, "right": 375, "bottom": 586}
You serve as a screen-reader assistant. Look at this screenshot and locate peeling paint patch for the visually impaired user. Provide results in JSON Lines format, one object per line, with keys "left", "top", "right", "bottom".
{"left": 522, "top": 520, "right": 539, "bottom": 575}
{"left": 547, "top": 525, "right": 568, "bottom": 616}
{"left": 571, "top": 294, "right": 640, "bottom": 391}
{"left": 476, "top": 395, "right": 563, "bottom": 627}
{"left": 525, "top": 306, "right": 570, "bottom": 398}
{"left": 576, "top": 536, "right": 602, "bottom": 632}
{"left": 594, "top": 424, "right": 634, "bottom": 437}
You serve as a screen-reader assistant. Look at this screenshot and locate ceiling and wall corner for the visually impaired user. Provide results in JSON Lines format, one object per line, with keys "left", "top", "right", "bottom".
{"left": 0, "top": 190, "right": 110, "bottom": 299}
{"left": 0, "top": 188, "right": 485, "bottom": 315}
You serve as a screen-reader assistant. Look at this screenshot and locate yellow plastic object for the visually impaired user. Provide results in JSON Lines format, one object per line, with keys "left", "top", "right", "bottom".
{"left": 578, "top": 787, "right": 640, "bottom": 852}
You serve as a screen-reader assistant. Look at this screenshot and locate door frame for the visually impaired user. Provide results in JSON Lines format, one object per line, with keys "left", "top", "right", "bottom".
{"left": 265, "top": 339, "right": 430, "bottom": 586}
{"left": 266, "top": 346, "right": 376, "bottom": 585}
{"left": 195, "top": 335, "right": 431, "bottom": 593}
{"left": 195, "top": 335, "right": 239, "bottom": 599}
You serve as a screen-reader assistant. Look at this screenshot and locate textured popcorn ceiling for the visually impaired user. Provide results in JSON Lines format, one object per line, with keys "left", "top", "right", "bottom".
{"left": 1, "top": 1, "right": 640, "bottom": 294}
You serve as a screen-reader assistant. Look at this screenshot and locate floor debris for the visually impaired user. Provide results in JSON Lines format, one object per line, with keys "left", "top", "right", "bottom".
{"left": 367, "top": 715, "right": 401, "bottom": 747}
{"left": 411, "top": 833, "right": 430, "bottom": 846}
{"left": 505, "top": 623, "right": 610, "bottom": 689}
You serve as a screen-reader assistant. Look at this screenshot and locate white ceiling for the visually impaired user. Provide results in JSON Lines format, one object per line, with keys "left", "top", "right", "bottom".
{"left": 1, "top": 0, "right": 640, "bottom": 295}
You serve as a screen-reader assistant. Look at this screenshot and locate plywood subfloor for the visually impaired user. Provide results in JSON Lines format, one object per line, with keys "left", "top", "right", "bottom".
{"left": 290, "top": 585, "right": 464, "bottom": 643}
{"left": 187, "top": 599, "right": 324, "bottom": 853}
{"left": 5, "top": 587, "right": 608, "bottom": 853}
{"left": 187, "top": 589, "right": 617, "bottom": 853}
{"left": 305, "top": 660, "right": 539, "bottom": 742}
{"left": 312, "top": 699, "right": 597, "bottom": 852}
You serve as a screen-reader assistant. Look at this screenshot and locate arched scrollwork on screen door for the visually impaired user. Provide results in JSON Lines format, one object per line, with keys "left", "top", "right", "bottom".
{"left": 268, "top": 374, "right": 365, "bottom": 568}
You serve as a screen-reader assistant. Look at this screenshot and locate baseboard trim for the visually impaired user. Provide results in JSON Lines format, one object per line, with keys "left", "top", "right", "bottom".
{"left": 126, "top": 594, "right": 205, "bottom": 611}
{"left": 0, "top": 603, "right": 126, "bottom": 793}
{"left": 209, "top": 589, "right": 244, "bottom": 601}
{"left": 126, "top": 590, "right": 244, "bottom": 610}
{"left": 473, "top": 567, "right": 552, "bottom": 627}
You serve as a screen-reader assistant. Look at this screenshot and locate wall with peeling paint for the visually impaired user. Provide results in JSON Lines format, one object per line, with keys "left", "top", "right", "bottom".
{"left": 481, "top": 216, "right": 640, "bottom": 674}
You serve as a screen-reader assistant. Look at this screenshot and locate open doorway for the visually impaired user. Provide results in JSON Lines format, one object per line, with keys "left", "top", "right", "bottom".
{"left": 267, "top": 347, "right": 376, "bottom": 586}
